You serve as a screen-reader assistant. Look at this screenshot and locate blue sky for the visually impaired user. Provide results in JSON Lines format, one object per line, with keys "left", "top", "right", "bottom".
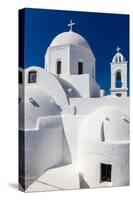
{"left": 19, "top": 8, "right": 129, "bottom": 95}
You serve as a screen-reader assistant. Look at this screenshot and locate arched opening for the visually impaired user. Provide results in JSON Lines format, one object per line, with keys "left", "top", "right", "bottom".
{"left": 115, "top": 70, "right": 122, "bottom": 88}
{"left": 119, "top": 55, "right": 122, "bottom": 62}
{"left": 78, "top": 61, "right": 83, "bottom": 74}
{"left": 101, "top": 122, "right": 105, "bottom": 142}
{"left": 56, "top": 60, "right": 61, "bottom": 75}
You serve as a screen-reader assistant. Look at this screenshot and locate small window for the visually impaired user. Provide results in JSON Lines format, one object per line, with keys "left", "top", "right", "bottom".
{"left": 122, "top": 117, "right": 129, "bottom": 123}
{"left": 19, "top": 71, "right": 23, "bottom": 84}
{"left": 18, "top": 97, "right": 21, "bottom": 104}
{"left": 78, "top": 62, "right": 83, "bottom": 74}
{"left": 116, "top": 93, "right": 122, "bottom": 97}
{"left": 29, "top": 97, "right": 39, "bottom": 107}
{"left": 101, "top": 122, "right": 105, "bottom": 142}
{"left": 57, "top": 61, "right": 61, "bottom": 75}
{"left": 28, "top": 71, "right": 37, "bottom": 83}
{"left": 101, "top": 163, "right": 112, "bottom": 182}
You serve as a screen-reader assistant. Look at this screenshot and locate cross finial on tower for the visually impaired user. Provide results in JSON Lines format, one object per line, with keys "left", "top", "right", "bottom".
{"left": 116, "top": 47, "right": 121, "bottom": 53}
{"left": 68, "top": 20, "right": 75, "bottom": 32}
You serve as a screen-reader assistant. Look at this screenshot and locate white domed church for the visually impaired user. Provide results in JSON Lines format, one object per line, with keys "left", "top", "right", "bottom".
{"left": 19, "top": 20, "right": 129, "bottom": 192}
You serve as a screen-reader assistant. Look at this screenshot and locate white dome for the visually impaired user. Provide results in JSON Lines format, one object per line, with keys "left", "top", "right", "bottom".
{"left": 79, "top": 106, "right": 129, "bottom": 144}
{"left": 50, "top": 31, "right": 90, "bottom": 48}
{"left": 19, "top": 86, "right": 61, "bottom": 129}
{"left": 112, "top": 52, "right": 125, "bottom": 63}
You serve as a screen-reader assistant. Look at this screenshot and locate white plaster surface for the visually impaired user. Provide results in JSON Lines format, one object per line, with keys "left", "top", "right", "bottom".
{"left": 26, "top": 164, "right": 80, "bottom": 192}
{"left": 50, "top": 31, "right": 90, "bottom": 48}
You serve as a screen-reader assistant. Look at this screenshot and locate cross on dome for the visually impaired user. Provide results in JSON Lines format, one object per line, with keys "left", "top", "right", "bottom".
{"left": 68, "top": 20, "right": 75, "bottom": 32}
{"left": 116, "top": 47, "right": 121, "bottom": 53}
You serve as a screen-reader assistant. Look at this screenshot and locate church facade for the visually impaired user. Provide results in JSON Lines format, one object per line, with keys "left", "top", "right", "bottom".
{"left": 19, "top": 20, "right": 129, "bottom": 192}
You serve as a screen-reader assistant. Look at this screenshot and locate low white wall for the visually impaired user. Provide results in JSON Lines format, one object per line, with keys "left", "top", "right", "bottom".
{"left": 23, "top": 116, "right": 64, "bottom": 189}
{"left": 70, "top": 96, "right": 129, "bottom": 116}
{"left": 62, "top": 115, "right": 84, "bottom": 162}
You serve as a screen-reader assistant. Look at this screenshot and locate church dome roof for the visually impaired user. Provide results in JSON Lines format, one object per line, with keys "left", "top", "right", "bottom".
{"left": 19, "top": 86, "right": 61, "bottom": 130}
{"left": 112, "top": 53, "right": 125, "bottom": 63}
{"left": 112, "top": 47, "right": 125, "bottom": 63}
{"left": 79, "top": 106, "right": 129, "bottom": 144}
{"left": 50, "top": 31, "right": 90, "bottom": 49}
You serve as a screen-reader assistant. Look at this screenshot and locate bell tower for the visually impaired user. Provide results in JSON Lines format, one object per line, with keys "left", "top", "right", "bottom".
{"left": 110, "top": 47, "right": 128, "bottom": 97}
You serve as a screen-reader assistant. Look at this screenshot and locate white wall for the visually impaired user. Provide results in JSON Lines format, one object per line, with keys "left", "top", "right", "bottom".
{"left": 62, "top": 115, "right": 84, "bottom": 162}
{"left": 70, "top": 96, "right": 130, "bottom": 115}
{"left": 45, "top": 45, "right": 70, "bottom": 74}
{"left": 77, "top": 143, "right": 129, "bottom": 188}
{"left": 69, "top": 45, "right": 95, "bottom": 77}
{"left": 45, "top": 44, "right": 95, "bottom": 77}
{"left": 61, "top": 74, "right": 100, "bottom": 98}
{"left": 20, "top": 116, "right": 65, "bottom": 189}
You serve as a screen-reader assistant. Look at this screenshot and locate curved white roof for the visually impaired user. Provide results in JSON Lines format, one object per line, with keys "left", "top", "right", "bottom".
{"left": 50, "top": 31, "right": 90, "bottom": 48}
{"left": 56, "top": 76, "right": 81, "bottom": 98}
{"left": 19, "top": 86, "right": 61, "bottom": 130}
{"left": 79, "top": 106, "right": 129, "bottom": 144}
{"left": 112, "top": 52, "right": 125, "bottom": 63}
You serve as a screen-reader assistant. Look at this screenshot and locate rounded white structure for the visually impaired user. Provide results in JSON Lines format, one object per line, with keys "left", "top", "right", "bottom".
{"left": 50, "top": 31, "right": 90, "bottom": 48}
{"left": 78, "top": 106, "right": 129, "bottom": 188}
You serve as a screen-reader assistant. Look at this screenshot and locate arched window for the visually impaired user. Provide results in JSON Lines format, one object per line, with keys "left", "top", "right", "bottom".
{"left": 78, "top": 61, "right": 83, "bottom": 74}
{"left": 115, "top": 71, "right": 122, "bottom": 88}
{"left": 119, "top": 55, "right": 121, "bottom": 62}
{"left": 101, "top": 122, "right": 105, "bottom": 142}
{"left": 56, "top": 60, "right": 61, "bottom": 75}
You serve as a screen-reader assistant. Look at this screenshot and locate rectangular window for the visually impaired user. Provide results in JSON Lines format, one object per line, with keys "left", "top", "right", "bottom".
{"left": 28, "top": 71, "right": 37, "bottom": 83}
{"left": 78, "top": 62, "right": 83, "bottom": 74}
{"left": 19, "top": 71, "right": 23, "bottom": 84}
{"left": 57, "top": 61, "right": 61, "bottom": 75}
{"left": 101, "top": 163, "right": 112, "bottom": 182}
{"left": 116, "top": 93, "right": 122, "bottom": 97}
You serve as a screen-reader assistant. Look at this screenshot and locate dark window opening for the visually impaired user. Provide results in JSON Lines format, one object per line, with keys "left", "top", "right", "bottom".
{"left": 78, "top": 62, "right": 83, "bottom": 74}
{"left": 116, "top": 93, "right": 122, "bottom": 97}
{"left": 19, "top": 71, "right": 23, "bottom": 84}
{"left": 101, "top": 122, "right": 105, "bottom": 142}
{"left": 116, "top": 71, "right": 121, "bottom": 80}
{"left": 101, "top": 163, "right": 112, "bottom": 182}
{"left": 28, "top": 71, "right": 37, "bottom": 83}
{"left": 115, "top": 71, "right": 122, "bottom": 88}
{"left": 29, "top": 97, "right": 39, "bottom": 107}
{"left": 57, "top": 61, "right": 61, "bottom": 75}
{"left": 18, "top": 98, "right": 21, "bottom": 104}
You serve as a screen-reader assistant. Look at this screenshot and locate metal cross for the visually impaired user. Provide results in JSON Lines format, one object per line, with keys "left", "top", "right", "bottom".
{"left": 116, "top": 47, "right": 121, "bottom": 53}
{"left": 68, "top": 20, "right": 75, "bottom": 31}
